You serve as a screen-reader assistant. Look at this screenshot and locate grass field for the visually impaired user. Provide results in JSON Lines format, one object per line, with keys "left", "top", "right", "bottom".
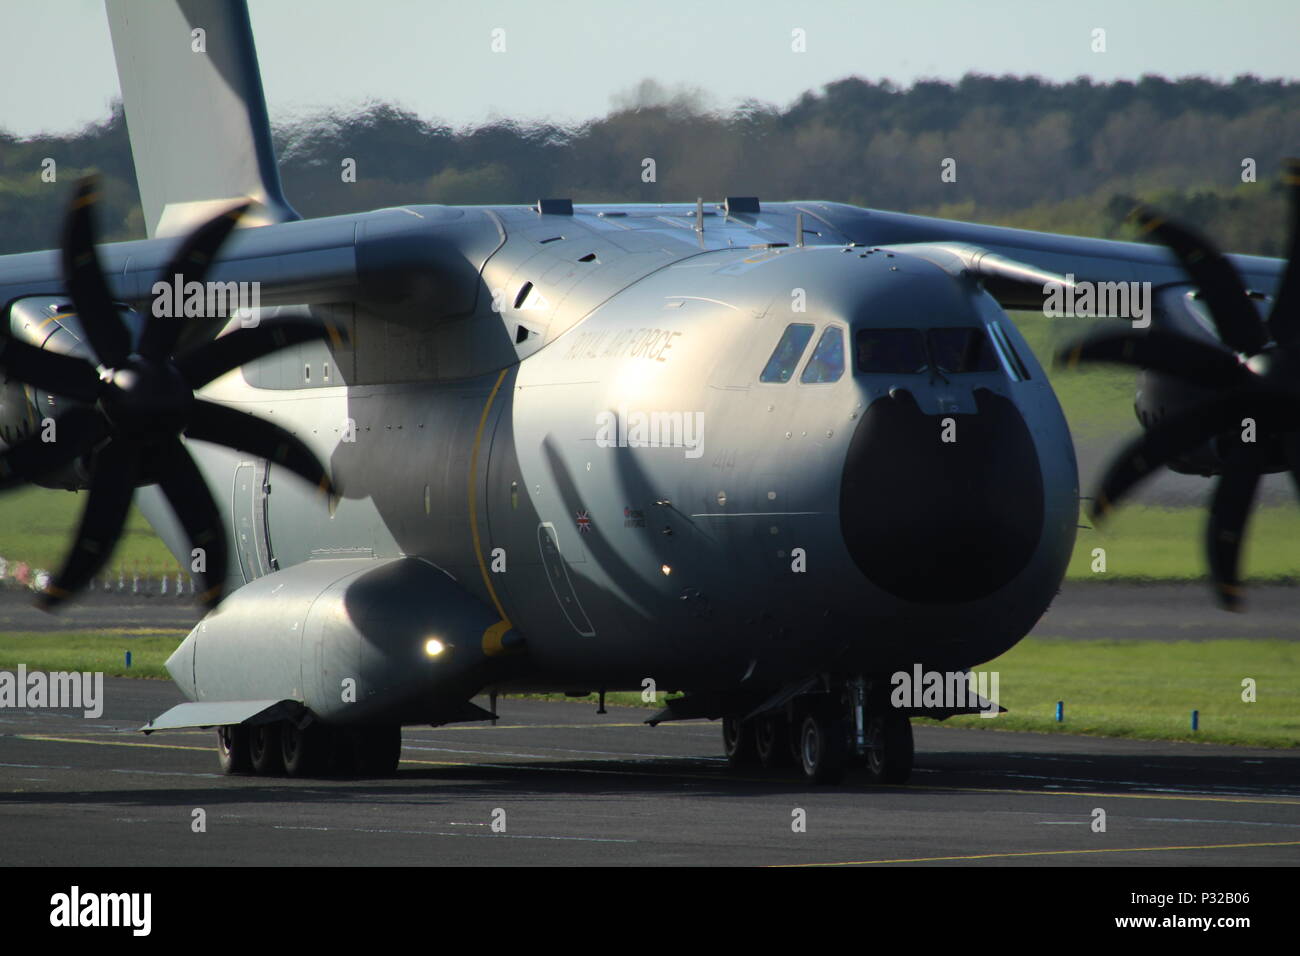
{"left": 1011, "top": 309, "right": 1138, "bottom": 437}
{"left": 0, "top": 630, "right": 185, "bottom": 679}
{"left": 1067, "top": 505, "right": 1300, "bottom": 581}
{"left": 0, "top": 486, "right": 181, "bottom": 578}
{"left": 4, "top": 629, "right": 1288, "bottom": 748}
{"left": 925, "top": 636, "right": 1300, "bottom": 748}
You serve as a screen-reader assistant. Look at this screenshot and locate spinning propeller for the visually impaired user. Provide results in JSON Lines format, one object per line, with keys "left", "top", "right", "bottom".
{"left": 1057, "top": 159, "right": 1300, "bottom": 609}
{"left": 0, "top": 178, "right": 340, "bottom": 610}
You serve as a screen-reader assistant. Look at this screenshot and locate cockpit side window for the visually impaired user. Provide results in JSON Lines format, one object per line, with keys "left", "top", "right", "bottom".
{"left": 855, "top": 328, "right": 928, "bottom": 374}
{"left": 927, "top": 327, "right": 999, "bottom": 373}
{"left": 800, "top": 326, "right": 845, "bottom": 383}
{"left": 760, "top": 323, "right": 815, "bottom": 383}
{"left": 986, "top": 322, "right": 1031, "bottom": 381}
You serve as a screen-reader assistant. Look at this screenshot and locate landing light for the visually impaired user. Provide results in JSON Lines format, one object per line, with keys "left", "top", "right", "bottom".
{"left": 424, "top": 638, "right": 447, "bottom": 657}
{"left": 661, "top": 565, "right": 672, "bottom": 576}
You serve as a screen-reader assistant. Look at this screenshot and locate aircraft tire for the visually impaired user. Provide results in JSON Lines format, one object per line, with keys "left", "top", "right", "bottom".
{"left": 722, "top": 716, "right": 760, "bottom": 767}
{"left": 216, "top": 724, "right": 251, "bottom": 774}
{"left": 249, "top": 722, "right": 285, "bottom": 775}
{"left": 281, "top": 720, "right": 328, "bottom": 777}
{"left": 865, "top": 713, "right": 913, "bottom": 784}
{"left": 755, "top": 714, "right": 795, "bottom": 768}
{"left": 798, "top": 712, "right": 847, "bottom": 785}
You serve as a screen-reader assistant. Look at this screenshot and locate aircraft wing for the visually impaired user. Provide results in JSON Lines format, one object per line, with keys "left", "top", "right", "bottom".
{"left": 796, "top": 201, "right": 1285, "bottom": 303}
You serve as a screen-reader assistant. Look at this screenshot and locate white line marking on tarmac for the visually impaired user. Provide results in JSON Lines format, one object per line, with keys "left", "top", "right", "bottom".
{"left": 1136, "top": 817, "right": 1300, "bottom": 828}
{"left": 517, "top": 745, "right": 726, "bottom": 761}
{"left": 272, "top": 824, "right": 635, "bottom": 843}
{"left": 110, "top": 768, "right": 222, "bottom": 778}
{"left": 403, "top": 742, "right": 723, "bottom": 762}
{"left": 402, "top": 745, "right": 553, "bottom": 760}
{"left": 988, "top": 771, "right": 1298, "bottom": 798}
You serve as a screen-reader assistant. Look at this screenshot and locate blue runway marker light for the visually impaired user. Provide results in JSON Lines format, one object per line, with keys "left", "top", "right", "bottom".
{"left": 1055, "top": 701, "right": 1063, "bottom": 722}
{"left": 1191, "top": 709, "right": 1199, "bottom": 731}
{"left": 125, "top": 650, "right": 132, "bottom": 668}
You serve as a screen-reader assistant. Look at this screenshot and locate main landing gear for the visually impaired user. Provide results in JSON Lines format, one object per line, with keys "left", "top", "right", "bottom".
{"left": 722, "top": 676, "right": 914, "bottom": 785}
{"left": 217, "top": 719, "right": 402, "bottom": 778}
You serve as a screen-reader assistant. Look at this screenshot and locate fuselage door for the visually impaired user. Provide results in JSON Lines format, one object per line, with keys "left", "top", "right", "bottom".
{"left": 232, "top": 460, "right": 272, "bottom": 583}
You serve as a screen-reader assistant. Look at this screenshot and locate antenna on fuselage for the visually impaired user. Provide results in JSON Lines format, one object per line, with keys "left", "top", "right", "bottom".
{"left": 695, "top": 197, "right": 705, "bottom": 247}
{"left": 796, "top": 212, "right": 805, "bottom": 248}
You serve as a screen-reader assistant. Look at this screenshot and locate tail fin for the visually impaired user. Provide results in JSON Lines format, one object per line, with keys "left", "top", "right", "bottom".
{"left": 105, "top": 0, "right": 298, "bottom": 237}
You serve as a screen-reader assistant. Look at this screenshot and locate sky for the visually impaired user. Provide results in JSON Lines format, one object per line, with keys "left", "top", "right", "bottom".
{"left": 3, "top": 0, "right": 1299, "bottom": 136}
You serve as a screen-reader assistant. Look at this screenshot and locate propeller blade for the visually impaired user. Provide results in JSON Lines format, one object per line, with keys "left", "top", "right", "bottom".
{"left": 1205, "top": 441, "right": 1265, "bottom": 611}
{"left": 174, "top": 319, "right": 340, "bottom": 390}
{"left": 37, "top": 439, "right": 136, "bottom": 610}
{"left": 185, "top": 399, "right": 337, "bottom": 496}
{"left": 1131, "top": 203, "right": 1269, "bottom": 356}
{"left": 1091, "top": 397, "right": 1247, "bottom": 521}
{"left": 1265, "top": 157, "right": 1300, "bottom": 346}
{"left": 155, "top": 438, "right": 229, "bottom": 608}
{"left": 0, "top": 407, "right": 103, "bottom": 490}
{"left": 60, "top": 178, "right": 132, "bottom": 369}
{"left": 138, "top": 202, "right": 252, "bottom": 363}
{"left": 1056, "top": 327, "right": 1247, "bottom": 390}
{"left": 0, "top": 336, "right": 103, "bottom": 402}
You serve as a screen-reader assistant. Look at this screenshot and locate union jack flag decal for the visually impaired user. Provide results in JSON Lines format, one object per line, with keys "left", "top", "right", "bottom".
{"left": 576, "top": 510, "right": 592, "bottom": 533}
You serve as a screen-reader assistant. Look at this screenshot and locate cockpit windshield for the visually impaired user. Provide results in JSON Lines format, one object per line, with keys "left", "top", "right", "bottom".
{"left": 927, "top": 327, "right": 999, "bottom": 373}
{"left": 855, "top": 328, "right": 928, "bottom": 373}
{"left": 855, "top": 326, "right": 1002, "bottom": 375}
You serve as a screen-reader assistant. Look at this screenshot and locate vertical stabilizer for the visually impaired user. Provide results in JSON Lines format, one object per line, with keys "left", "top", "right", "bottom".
{"left": 105, "top": 0, "right": 298, "bottom": 237}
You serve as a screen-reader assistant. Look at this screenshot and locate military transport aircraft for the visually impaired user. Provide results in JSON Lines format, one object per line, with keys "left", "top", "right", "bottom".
{"left": 0, "top": 0, "right": 1294, "bottom": 784}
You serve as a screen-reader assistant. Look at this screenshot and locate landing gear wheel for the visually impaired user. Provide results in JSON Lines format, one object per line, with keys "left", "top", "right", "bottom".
{"left": 755, "top": 715, "right": 794, "bottom": 768}
{"left": 865, "top": 713, "right": 914, "bottom": 784}
{"left": 799, "top": 713, "right": 847, "bottom": 784}
{"left": 354, "top": 725, "right": 401, "bottom": 776}
{"left": 281, "top": 720, "right": 328, "bottom": 777}
{"left": 216, "top": 725, "right": 251, "bottom": 774}
{"left": 722, "top": 716, "right": 760, "bottom": 767}
{"left": 248, "top": 722, "right": 284, "bottom": 776}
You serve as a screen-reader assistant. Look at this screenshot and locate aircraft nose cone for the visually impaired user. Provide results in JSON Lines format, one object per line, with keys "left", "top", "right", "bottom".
{"left": 840, "top": 388, "right": 1043, "bottom": 603}
{"left": 165, "top": 628, "right": 198, "bottom": 699}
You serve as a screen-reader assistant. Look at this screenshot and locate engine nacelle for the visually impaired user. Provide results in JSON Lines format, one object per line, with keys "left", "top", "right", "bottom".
{"left": 1, "top": 297, "right": 77, "bottom": 458}
{"left": 1133, "top": 286, "right": 1281, "bottom": 476}
{"left": 0, "top": 295, "right": 143, "bottom": 485}
{"left": 166, "top": 557, "right": 525, "bottom": 726}
{"left": 0, "top": 376, "right": 38, "bottom": 453}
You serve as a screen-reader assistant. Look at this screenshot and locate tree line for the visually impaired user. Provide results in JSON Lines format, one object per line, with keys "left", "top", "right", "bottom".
{"left": 2, "top": 73, "right": 1297, "bottom": 257}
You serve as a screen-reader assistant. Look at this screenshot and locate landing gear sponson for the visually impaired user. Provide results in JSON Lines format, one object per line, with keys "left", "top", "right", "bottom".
{"left": 217, "top": 718, "right": 401, "bottom": 778}
{"left": 722, "top": 676, "right": 914, "bottom": 785}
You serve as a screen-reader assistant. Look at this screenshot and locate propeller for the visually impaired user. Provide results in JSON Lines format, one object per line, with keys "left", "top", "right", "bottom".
{"left": 1056, "top": 158, "right": 1300, "bottom": 610}
{"left": 0, "top": 178, "right": 342, "bottom": 610}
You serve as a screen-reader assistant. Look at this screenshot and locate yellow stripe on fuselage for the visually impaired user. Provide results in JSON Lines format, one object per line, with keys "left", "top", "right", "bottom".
{"left": 468, "top": 369, "right": 513, "bottom": 649}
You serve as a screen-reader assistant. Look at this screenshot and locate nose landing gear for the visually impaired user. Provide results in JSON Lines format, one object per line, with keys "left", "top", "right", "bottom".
{"left": 798, "top": 711, "right": 847, "bottom": 784}
{"left": 864, "top": 712, "right": 914, "bottom": 785}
